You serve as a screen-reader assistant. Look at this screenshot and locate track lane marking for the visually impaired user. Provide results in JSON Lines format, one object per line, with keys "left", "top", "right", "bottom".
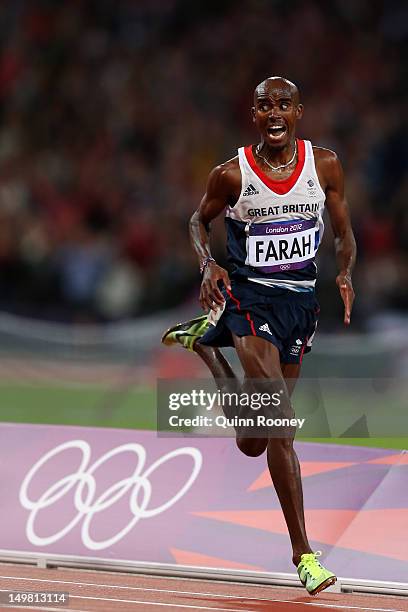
{"left": 0, "top": 575, "right": 405, "bottom": 612}
{"left": 46, "top": 594, "right": 259, "bottom": 612}
{"left": 0, "top": 572, "right": 308, "bottom": 601}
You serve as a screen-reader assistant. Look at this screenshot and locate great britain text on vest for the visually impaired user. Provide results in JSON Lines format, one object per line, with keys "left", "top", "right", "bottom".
{"left": 248, "top": 202, "right": 320, "bottom": 217}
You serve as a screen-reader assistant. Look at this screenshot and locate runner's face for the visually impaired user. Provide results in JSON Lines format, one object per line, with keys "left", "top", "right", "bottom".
{"left": 252, "top": 84, "right": 303, "bottom": 149}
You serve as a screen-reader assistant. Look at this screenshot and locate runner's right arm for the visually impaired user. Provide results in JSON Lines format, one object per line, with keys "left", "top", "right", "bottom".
{"left": 190, "top": 163, "right": 237, "bottom": 312}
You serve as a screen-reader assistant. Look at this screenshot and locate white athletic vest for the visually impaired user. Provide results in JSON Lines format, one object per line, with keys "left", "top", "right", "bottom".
{"left": 225, "top": 139, "right": 325, "bottom": 291}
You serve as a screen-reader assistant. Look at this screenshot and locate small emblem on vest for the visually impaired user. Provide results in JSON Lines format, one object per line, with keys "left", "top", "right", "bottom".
{"left": 306, "top": 178, "right": 317, "bottom": 197}
{"left": 243, "top": 184, "right": 260, "bottom": 196}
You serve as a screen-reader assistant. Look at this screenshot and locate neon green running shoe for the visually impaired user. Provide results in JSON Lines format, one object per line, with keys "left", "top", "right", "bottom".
{"left": 297, "top": 551, "right": 337, "bottom": 596}
{"left": 161, "top": 314, "right": 210, "bottom": 352}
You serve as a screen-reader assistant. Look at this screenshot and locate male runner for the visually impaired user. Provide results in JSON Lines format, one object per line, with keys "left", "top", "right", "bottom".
{"left": 162, "top": 77, "right": 356, "bottom": 595}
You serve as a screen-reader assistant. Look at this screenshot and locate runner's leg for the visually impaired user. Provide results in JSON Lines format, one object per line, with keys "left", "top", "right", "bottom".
{"left": 232, "top": 334, "right": 313, "bottom": 566}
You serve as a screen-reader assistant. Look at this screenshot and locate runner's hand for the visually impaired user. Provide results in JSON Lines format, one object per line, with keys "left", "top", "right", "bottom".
{"left": 200, "top": 262, "right": 231, "bottom": 312}
{"left": 336, "top": 273, "right": 354, "bottom": 325}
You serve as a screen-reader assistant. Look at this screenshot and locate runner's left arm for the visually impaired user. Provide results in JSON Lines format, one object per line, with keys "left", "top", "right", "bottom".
{"left": 323, "top": 153, "right": 356, "bottom": 325}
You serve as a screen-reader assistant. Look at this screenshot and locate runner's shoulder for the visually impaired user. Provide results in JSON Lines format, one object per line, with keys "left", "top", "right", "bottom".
{"left": 210, "top": 155, "right": 240, "bottom": 180}
{"left": 207, "top": 156, "right": 240, "bottom": 194}
{"left": 312, "top": 146, "right": 338, "bottom": 164}
{"left": 312, "top": 146, "right": 342, "bottom": 181}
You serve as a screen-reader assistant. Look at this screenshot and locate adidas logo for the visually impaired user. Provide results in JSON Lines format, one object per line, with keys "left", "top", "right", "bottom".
{"left": 243, "top": 184, "right": 259, "bottom": 196}
{"left": 259, "top": 323, "right": 273, "bottom": 335}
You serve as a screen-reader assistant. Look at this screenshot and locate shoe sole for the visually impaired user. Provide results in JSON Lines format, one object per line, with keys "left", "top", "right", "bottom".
{"left": 161, "top": 316, "right": 207, "bottom": 346}
{"left": 309, "top": 575, "right": 337, "bottom": 596}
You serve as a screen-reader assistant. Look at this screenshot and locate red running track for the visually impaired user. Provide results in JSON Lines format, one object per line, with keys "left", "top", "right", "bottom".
{"left": 0, "top": 563, "right": 407, "bottom": 611}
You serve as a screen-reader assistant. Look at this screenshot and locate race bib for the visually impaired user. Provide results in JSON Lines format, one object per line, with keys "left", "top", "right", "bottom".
{"left": 246, "top": 218, "right": 319, "bottom": 273}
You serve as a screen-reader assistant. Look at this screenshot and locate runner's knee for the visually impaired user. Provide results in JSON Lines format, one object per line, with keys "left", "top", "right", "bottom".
{"left": 236, "top": 437, "right": 268, "bottom": 457}
{"left": 267, "top": 437, "right": 294, "bottom": 455}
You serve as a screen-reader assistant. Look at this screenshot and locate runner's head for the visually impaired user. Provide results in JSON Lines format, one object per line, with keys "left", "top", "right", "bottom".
{"left": 252, "top": 77, "right": 303, "bottom": 149}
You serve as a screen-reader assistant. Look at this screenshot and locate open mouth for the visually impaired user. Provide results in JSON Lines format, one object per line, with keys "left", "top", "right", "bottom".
{"left": 267, "top": 125, "right": 287, "bottom": 139}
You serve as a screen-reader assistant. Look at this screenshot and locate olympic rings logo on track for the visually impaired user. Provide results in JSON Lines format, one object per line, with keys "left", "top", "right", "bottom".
{"left": 19, "top": 440, "right": 202, "bottom": 550}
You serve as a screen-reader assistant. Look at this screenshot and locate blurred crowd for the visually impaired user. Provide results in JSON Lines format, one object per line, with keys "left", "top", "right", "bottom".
{"left": 0, "top": 0, "right": 406, "bottom": 328}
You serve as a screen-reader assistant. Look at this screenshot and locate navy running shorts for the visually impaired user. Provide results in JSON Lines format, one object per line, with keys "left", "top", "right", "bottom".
{"left": 199, "top": 281, "right": 320, "bottom": 364}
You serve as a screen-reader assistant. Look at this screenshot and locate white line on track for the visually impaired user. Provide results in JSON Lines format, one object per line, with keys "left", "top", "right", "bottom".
{"left": 0, "top": 572, "right": 304, "bottom": 605}
{"left": 0, "top": 575, "right": 405, "bottom": 612}
{"left": 74, "top": 596, "right": 258, "bottom": 611}
{"left": 1, "top": 572, "right": 299, "bottom": 602}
